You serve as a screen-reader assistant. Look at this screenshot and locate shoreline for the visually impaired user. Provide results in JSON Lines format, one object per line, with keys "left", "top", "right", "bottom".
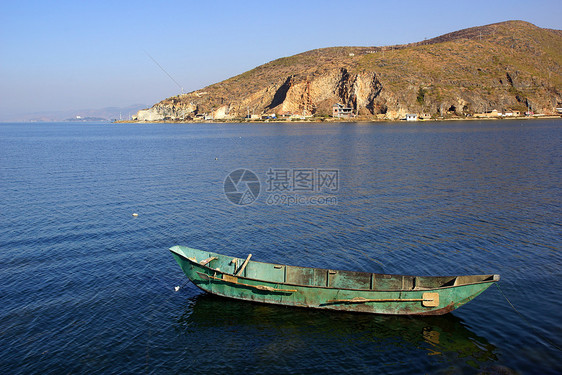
{"left": 114, "top": 115, "right": 562, "bottom": 124}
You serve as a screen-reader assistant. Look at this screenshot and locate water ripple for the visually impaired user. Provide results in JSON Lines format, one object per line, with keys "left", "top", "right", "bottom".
{"left": 0, "top": 121, "right": 560, "bottom": 374}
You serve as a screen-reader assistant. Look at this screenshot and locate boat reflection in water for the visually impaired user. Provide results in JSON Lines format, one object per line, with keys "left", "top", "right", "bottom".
{"left": 174, "top": 293, "right": 499, "bottom": 373}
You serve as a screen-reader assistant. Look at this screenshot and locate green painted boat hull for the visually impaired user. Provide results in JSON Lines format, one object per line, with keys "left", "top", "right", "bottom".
{"left": 170, "top": 245, "right": 499, "bottom": 316}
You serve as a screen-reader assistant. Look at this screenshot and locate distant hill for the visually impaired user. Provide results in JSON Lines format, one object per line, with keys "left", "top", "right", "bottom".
{"left": 134, "top": 21, "right": 561, "bottom": 121}
{"left": 4, "top": 105, "right": 148, "bottom": 122}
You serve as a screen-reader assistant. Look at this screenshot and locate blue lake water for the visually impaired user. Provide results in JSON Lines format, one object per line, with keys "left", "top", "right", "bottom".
{"left": 0, "top": 120, "right": 560, "bottom": 374}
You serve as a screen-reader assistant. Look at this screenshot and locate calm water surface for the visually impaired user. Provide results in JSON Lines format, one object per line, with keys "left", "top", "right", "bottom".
{"left": 0, "top": 120, "right": 560, "bottom": 374}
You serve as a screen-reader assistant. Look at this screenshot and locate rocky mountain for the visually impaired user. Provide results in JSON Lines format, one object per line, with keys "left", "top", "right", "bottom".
{"left": 134, "top": 21, "right": 561, "bottom": 121}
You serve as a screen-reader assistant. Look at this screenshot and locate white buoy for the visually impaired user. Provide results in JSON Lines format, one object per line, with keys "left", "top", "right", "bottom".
{"left": 174, "top": 286, "right": 180, "bottom": 292}
{"left": 132, "top": 213, "right": 139, "bottom": 217}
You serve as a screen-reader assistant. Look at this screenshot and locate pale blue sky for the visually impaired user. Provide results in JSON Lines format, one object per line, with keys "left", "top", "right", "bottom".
{"left": 1, "top": 0, "right": 560, "bottom": 119}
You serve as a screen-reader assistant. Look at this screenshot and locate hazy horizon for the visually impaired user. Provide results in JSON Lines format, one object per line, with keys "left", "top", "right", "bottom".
{"left": 1, "top": 0, "right": 560, "bottom": 121}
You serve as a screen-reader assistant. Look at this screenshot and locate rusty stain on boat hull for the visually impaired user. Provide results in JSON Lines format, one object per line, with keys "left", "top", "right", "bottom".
{"left": 410, "top": 302, "right": 456, "bottom": 316}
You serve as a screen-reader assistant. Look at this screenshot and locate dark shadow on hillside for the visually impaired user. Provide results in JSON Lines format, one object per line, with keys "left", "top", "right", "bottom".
{"left": 266, "top": 76, "right": 293, "bottom": 110}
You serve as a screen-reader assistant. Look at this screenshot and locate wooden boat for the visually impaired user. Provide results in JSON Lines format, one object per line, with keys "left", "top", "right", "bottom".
{"left": 170, "top": 245, "right": 500, "bottom": 315}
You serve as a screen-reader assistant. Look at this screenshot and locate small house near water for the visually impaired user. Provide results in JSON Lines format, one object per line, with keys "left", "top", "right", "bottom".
{"left": 333, "top": 103, "right": 354, "bottom": 118}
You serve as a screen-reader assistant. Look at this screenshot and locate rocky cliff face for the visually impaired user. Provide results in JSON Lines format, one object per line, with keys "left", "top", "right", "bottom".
{"left": 134, "top": 21, "right": 561, "bottom": 121}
